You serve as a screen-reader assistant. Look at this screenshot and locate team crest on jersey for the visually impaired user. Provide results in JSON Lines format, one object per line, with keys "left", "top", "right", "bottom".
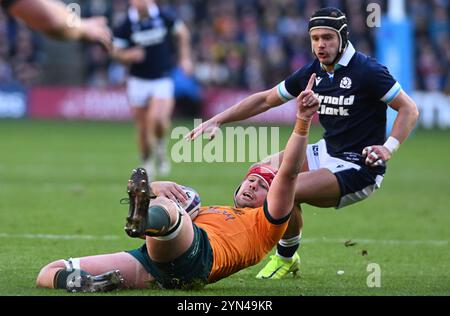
{"left": 340, "top": 77, "right": 352, "bottom": 89}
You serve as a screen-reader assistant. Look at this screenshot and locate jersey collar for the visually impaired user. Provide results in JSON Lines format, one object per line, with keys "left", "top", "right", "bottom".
{"left": 128, "top": 3, "right": 160, "bottom": 23}
{"left": 320, "top": 42, "right": 356, "bottom": 72}
{"left": 337, "top": 42, "right": 356, "bottom": 67}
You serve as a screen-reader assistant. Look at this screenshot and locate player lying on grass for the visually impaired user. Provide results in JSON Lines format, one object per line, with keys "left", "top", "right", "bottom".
{"left": 35, "top": 75, "right": 320, "bottom": 292}
{"left": 186, "top": 7, "right": 419, "bottom": 280}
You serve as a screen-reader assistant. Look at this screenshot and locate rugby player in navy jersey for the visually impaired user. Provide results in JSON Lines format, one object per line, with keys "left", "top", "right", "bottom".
{"left": 1, "top": 0, "right": 111, "bottom": 49}
{"left": 112, "top": 0, "right": 193, "bottom": 180}
{"left": 187, "top": 7, "right": 419, "bottom": 279}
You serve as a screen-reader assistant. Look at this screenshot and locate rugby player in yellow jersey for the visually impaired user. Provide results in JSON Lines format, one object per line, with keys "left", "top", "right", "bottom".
{"left": 35, "top": 74, "right": 319, "bottom": 292}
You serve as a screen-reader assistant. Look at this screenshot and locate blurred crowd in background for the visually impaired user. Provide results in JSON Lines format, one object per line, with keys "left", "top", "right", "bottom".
{"left": 0, "top": 0, "right": 449, "bottom": 93}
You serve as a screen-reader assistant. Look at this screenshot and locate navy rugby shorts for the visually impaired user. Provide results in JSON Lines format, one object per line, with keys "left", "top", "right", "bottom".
{"left": 306, "top": 139, "right": 385, "bottom": 209}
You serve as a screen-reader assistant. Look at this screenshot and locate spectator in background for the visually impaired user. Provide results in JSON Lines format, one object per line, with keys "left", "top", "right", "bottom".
{"left": 111, "top": 0, "right": 193, "bottom": 179}
{"left": 0, "top": 9, "right": 13, "bottom": 83}
{"left": 417, "top": 41, "right": 443, "bottom": 91}
{"left": 440, "top": 34, "right": 450, "bottom": 94}
{"left": 0, "top": 10, "right": 40, "bottom": 85}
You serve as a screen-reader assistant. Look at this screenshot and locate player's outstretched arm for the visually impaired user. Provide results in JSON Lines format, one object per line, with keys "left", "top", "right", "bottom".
{"left": 362, "top": 91, "right": 419, "bottom": 167}
{"left": 7, "top": 0, "right": 111, "bottom": 49}
{"left": 186, "top": 86, "right": 285, "bottom": 141}
{"left": 267, "top": 74, "right": 319, "bottom": 220}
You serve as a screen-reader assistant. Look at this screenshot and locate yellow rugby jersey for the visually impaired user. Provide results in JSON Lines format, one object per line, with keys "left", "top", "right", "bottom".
{"left": 194, "top": 200, "right": 289, "bottom": 283}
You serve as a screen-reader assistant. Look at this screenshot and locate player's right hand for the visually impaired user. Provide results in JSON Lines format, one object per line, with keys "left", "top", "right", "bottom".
{"left": 297, "top": 73, "right": 319, "bottom": 120}
{"left": 362, "top": 145, "right": 391, "bottom": 167}
{"left": 150, "top": 181, "right": 188, "bottom": 203}
{"left": 185, "top": 119, "right": 220, "bottom": 141}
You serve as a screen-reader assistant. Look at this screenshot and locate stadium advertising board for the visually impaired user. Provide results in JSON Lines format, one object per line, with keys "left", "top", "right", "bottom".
{"left": 24, "top": 86, "right": 449, "bottom": 128}
{"left": 0, "top": 84, "right": 27, "bottom": 118}
{"left": 28, "top": 86, "right": 131, "bottom": 120}
{"left": 27, "top": 86, "right": 303, "bottom": 124}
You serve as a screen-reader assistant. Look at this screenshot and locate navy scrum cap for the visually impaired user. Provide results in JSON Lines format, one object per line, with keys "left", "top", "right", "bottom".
{"left": 308, "top": 7, "right": 349, "bottom": 53}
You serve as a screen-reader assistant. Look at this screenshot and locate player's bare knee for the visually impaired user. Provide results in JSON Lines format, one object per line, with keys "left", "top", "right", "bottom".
{"left": 145, "top": 197, "right": 185, "bottom": 240}
{"left": 36, "top": 260, "right": 66, "bottom": 288}
{"left": 154, "top": 119, "right": 166, "bottom": 135}
{"left": 152, "top": 197, "right": 180, "bottom": 224}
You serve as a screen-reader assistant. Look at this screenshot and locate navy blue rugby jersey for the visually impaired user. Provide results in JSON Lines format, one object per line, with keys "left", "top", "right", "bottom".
{"left": 277, "top": 43, "right": 402, "bottom": 157}
{"left": 113, "top": 4, "right": 179, "bottom": 79}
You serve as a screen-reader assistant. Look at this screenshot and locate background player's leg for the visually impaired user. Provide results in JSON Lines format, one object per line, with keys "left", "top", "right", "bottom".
{"left": 277, "top": 204, "right": 303, "bottom": 256}
{"left": 148, "top": 97, "right": 175, "bottom": 177}
{"left": 149, "top": 97, "right": 174, "bottom": 140}
{"left": 294, "top": 168, "right": 341, "bottom": 207}
{"left": 132, "top": 106, "right": 153, "bottom": 174}
{"left": 36, "top": 252, "right": 153, "bottom": 289}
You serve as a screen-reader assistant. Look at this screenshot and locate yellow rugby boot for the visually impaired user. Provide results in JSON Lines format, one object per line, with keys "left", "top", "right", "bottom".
{"left": 256, "top": 253, "right": 300, "bottom": 279}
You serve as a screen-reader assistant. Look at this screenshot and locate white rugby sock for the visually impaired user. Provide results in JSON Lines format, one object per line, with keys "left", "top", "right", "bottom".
{"left": 276, "top": 234, "right": 302, "bottom": 259}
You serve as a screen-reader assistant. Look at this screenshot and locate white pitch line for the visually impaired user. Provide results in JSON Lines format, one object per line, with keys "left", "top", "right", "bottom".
{"left": 0, "top": 233, "right": 120, "bottom": 241}
{"left": 301, "top": 238, "right": 449, "bottom": 246}
{"left": 0, "top": 233, "right": 447, "bottom": 246}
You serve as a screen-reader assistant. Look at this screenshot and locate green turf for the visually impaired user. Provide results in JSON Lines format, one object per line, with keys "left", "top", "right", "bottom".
{"left": 0, "top": 119, "right": 449, "bottom": 296}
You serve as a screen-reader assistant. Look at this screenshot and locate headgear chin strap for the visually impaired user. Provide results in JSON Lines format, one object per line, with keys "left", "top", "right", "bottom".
{"left": 308, "top": 7, "right": 349, "bottom": 62}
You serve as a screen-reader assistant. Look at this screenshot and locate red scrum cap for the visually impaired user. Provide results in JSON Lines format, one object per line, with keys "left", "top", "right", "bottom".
{"left": 245, "top": 164, "right": 277, "bottom": 188}
{"left": 234, "top": 164, "right": 278, "bottom": 207}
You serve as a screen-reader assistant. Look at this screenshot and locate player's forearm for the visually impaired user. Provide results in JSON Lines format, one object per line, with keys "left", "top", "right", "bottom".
{"left": 388, "top": 92, "right": 419, "bottom": 146}
{"left": 9, "top": 0, "right": 84, "bottom": 40}
{"left": 278, "top": 120, "right": 309, "bottom": 180}
{"left": 266, "top": 120, "right": 309, "bottom": 218}
{"left": 214, "top": 90, "right": 274, "bottom": 125}
{"left": 389, "top": 103, "right": 419, "bottom": 145}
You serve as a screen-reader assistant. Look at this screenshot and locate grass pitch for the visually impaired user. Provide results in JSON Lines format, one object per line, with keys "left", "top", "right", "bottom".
{"left": 0, "top": 119, "right": 449, "bottom": 296}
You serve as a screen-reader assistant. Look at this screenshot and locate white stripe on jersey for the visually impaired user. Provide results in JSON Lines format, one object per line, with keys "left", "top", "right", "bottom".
{"left": 381, "top": 82, "right": 402, "bottom": 104}
{"left": 277, "top": 81, "right": 295, "bottom": 102}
